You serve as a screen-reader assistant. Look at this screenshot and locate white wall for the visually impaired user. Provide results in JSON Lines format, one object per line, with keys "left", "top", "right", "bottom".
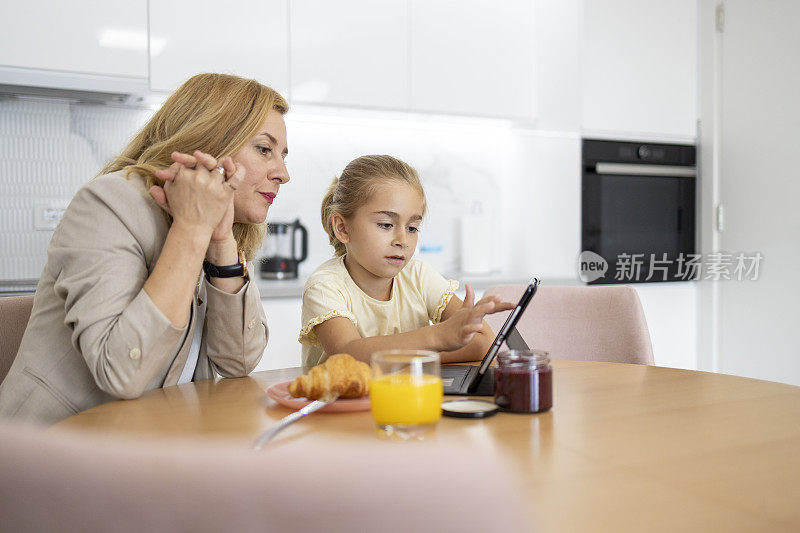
{"left": 264, "top": 110, "right": 582, "bottom": 282}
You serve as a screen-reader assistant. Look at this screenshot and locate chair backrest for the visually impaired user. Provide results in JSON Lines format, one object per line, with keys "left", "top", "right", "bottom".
{"left": 484, "top": 284, "right": 654, "bottom": 365}
{"left": 0, "top": 295, "right": 35, "bottom": 383}
{"left": 0, "top": 423, "right": 530, "bottom": 533}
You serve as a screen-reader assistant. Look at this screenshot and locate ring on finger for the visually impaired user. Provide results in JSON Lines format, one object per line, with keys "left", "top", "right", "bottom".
{"left": 227, "top": 182, "right": 238, "bottom": 191}
{"left": 212, "top": 166, "right": 226, "bottom": 178}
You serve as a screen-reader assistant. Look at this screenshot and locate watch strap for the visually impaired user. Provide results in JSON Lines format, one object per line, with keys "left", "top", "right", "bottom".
{"left": 203, "top": 250, "right": 247, "bottom": 279}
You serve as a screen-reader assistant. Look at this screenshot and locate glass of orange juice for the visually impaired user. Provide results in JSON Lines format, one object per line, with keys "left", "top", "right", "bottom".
{"left": 370, "top": 349, "right": 443, "bottom": 440}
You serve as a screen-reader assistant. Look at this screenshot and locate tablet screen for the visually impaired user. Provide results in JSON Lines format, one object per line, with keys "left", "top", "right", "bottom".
{"left": 474, "top": 278, "right": 540, "bottom": 378}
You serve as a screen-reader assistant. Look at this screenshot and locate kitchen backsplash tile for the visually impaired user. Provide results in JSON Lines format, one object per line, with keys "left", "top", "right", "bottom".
{"left": 0, "top": 97, "right": 151, "bottom": 285}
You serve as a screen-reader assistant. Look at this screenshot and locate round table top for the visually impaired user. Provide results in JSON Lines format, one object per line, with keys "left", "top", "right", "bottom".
{"left": 54, "top": 360, "right": 800, "bottom": 532}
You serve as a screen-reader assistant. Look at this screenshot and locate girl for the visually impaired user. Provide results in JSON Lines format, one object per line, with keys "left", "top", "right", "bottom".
{"left": 300, "top": 155, "right": 513, "bottom": 367}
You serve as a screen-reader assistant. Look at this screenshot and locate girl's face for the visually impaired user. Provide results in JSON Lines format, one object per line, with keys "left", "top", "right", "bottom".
{"left": 337, "top": 180, "right": 424, "bottom": 283}
{"left": 231, "top": 109, "right": 290, "bottom": 224}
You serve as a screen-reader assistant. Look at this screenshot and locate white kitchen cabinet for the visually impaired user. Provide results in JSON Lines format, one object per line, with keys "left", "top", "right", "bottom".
{"left": 534, "top": 0, "right": 583, "bottom": 131}
{"left": 634, "top": 282, "right": 698, "bottom": 370}
{"left": 257, "top": 298, "right": 303, "bottom": 372}
{"left": 581, "top": 0, "right": 697, "bottom": 139}
{"left": 289, "top": 0, "right": 408, "bottom": 109}
{"left": 0, "top": 0, "right": 147, "bottom": 80}
{"left": 409, "top": 0, "right": 536, "bottom": 119}
{"left": 149, "top": 0, "right": 288, "bottom": 95}
{"left": 289, "top": 0, "right": 535, "bottom": 118}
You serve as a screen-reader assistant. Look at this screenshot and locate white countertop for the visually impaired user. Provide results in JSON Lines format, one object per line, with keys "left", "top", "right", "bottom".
{"left": 255, "top": 277, "right": 306, "bottom": 299}
{"left": 2, "top": 274, "right": 583, "bottom": 300}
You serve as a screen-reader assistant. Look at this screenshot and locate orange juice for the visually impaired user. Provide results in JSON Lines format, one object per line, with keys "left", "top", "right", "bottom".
{"left": 370, "top": 374, "right": 443, "bottom": 425}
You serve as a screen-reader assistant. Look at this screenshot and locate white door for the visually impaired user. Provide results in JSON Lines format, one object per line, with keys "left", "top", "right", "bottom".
{"left": 716, "top": 1, "right": 800, "bottom": 385}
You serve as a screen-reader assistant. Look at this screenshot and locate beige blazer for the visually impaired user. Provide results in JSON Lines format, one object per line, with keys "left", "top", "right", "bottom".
{"left": 0, "top": 172, "right": 268, "bottom": 425}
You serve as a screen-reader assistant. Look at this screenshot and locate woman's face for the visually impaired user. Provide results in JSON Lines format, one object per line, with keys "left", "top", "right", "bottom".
{"left": 231, "top": 109, "right": 290, "bottom": 224}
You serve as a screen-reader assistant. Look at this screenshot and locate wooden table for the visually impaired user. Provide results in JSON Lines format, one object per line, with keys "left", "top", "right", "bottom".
{"left": 55, "top": 360, "right": 800, "bottom": 532}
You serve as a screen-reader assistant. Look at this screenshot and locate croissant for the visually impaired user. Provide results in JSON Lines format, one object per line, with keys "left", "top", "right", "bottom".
{"left": 288, "top": 353, "right": 371, "bottom": 400}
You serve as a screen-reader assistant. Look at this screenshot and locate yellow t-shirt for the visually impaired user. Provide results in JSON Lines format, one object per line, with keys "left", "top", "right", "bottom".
{"left": 299, "top": 256, "right": 458, "bottom": 367}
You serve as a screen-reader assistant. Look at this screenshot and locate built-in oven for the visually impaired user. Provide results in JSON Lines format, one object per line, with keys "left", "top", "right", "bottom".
{"left": 581, "top": 139, "right": 696, "bottom": 284}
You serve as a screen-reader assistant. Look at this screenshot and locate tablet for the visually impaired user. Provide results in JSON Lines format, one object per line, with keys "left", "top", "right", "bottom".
{"left": 441, "top": 278, "right": 540, "bottom": 395}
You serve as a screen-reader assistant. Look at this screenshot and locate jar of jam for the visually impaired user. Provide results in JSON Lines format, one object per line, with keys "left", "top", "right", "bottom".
{"left": 494, "top": 350, "right": 552, "bottom": 413}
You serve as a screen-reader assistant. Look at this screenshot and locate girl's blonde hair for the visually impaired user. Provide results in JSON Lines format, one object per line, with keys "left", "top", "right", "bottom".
{"left": 100, "top": 73, "right": 289, "bottom": 260}
{"left": 321, "top": 155, "right": 427, "bottom": 257}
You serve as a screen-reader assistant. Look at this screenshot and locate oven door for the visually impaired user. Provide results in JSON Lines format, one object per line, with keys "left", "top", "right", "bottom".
{"left": 582, "top": 164, "right": 696, "bottom": 284}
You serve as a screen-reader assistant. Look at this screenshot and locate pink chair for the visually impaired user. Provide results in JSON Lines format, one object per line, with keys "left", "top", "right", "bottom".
{"left": 0, "top": 423, "right": 530, "bottom": 533}
{"left": 0, "top": 295, "right": 34, "bottom": 383}
{"left": 484, "top": 284, "right": 654, "bottom": 365}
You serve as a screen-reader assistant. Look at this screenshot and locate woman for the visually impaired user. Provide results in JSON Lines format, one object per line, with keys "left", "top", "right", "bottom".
{"left": 0, "top": 73, "right": 289, "bottom": 425}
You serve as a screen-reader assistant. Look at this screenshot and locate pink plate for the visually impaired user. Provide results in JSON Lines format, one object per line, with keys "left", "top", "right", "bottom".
{"left": 265, "top": 381, "right": 371, "bottom": 413}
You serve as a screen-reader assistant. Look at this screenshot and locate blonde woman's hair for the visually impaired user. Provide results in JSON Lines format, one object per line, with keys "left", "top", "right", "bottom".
{"left": 321, "top": 155, "right": 427, "bottom": 257}
{"left": 100, "top": 73, "right": 289, "bottom": 260}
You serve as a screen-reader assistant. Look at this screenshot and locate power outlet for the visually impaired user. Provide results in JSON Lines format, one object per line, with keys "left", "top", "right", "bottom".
{"left": 34, "top": 201, "right": 69, "bottom": 231}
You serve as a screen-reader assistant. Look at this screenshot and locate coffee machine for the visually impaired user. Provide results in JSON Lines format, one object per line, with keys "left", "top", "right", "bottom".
{"left": 258, "top": 219, "right": 308, "bottom": 279}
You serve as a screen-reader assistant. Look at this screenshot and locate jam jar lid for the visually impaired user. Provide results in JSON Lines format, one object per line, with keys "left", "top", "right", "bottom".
{"left": 496, "top": 349, "right": 550, "bottom": 368}
{"left": 441, "top": 400, "right": 499, "bottom": 418}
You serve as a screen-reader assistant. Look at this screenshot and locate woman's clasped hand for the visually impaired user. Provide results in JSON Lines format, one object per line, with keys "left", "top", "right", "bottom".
{"left": 150, "top": 150, "right": 245, "bottom": 244}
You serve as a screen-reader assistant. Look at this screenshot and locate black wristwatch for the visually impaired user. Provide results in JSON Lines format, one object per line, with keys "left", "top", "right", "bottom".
{"left": 203, "top": 251, "right": 247, "bottom": 279}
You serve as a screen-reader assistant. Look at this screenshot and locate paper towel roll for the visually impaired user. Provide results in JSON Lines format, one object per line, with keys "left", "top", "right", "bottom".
{"left": 460, "top": 214, "right": 492, "bottom": 274}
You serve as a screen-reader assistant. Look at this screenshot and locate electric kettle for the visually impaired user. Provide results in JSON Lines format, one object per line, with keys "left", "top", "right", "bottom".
{"left": 258, "top": 219, "right": 309, "bottom": 279}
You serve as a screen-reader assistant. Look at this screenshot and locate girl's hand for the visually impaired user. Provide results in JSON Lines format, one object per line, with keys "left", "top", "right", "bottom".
{"left": 436, "top": 285, "right": 514, "bottom": 351}
{"left": 150, "top": 151, "right": 243, "bottom": 241}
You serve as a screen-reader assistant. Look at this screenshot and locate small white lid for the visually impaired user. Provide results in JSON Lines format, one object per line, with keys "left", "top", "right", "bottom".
{"left": 441, "top": 399, "right": 499, "bottom": 418}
